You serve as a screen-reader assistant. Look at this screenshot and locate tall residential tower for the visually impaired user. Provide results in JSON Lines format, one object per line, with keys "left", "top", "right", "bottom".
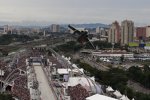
{"left": 121, "top": 20, "right": 134, "bottom": 45}
{"left": 108, "top": 21, "right": 120, "bottom": 43}
{"left": 50, "top": 24, "right": 60, "bottom": 33}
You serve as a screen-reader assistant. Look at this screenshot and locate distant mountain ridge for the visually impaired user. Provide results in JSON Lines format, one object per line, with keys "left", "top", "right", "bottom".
{"left": 0, "top": 21, "right": 110, "bottom": 29}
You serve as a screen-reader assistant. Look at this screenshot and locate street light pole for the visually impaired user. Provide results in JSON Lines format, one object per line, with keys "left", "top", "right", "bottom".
{"left": 112, "top": 43, "right": 115, "bottom": 53}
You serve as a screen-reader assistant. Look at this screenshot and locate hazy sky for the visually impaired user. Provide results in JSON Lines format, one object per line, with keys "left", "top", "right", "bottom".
{"left": 0, "top": 0, "right": 150, "bottom": 25}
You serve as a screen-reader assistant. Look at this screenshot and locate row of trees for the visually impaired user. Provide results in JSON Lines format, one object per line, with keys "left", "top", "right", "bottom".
{"left": 76, "top": 60, "right": 150, "bottom": 100}
{"left": 127, "top": 65, "right": 150, "bottom": 89}
{"left": 0, "top": 93, "right": 14, "bottom": 100}
{"left": 53, "top": 41, "right": 82, "bottom": 53}
{"left": 53, "top": 41, "right": 128, "bottom": 56}
{"left": 54, "top": 40, "right": 128, "bottom": 51}
{"left": 85, "top": 41, "right": 128, "bottom": 50}
{"left": 0, "top": 34, "right": 34, "bottom": 45}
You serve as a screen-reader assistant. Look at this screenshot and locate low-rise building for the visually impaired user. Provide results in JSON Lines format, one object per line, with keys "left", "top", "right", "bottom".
{"left": 92, "top": 51, "right": 134, "bottom": 59}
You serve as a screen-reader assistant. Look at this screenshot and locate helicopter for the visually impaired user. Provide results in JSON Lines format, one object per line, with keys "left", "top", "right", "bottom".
{"left": 68, "top": 25, "right": 95, "bottom": 49}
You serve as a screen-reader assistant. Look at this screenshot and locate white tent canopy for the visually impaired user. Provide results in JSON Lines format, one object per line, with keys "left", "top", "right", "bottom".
{"left": 67, "top": 60, "right": 71, "bottom": 64}
{"left": 86, "top": 94, "right": 117, "bottom": 100}
{"left": 106, "top": 86, "right": 114, "bottom": 92}
{"left": 62, "top": 55, "right": 65, "bottom": 58}
{"left": 72, "top": 68, "right": 84, "bottom": 73}
{"left": 67, "top": 77, "right": 97, "bottom": 93}
{"left": 67, "top": 77, "right": 103, "bottom": 94}
{"left": 57, "top": 68, "right": 84, "bottom": 75}
{"left": 0, "top": 69, "right": 5, "bottom": 76}
{"left": 113, "top": 90, "right": 122, "bottom": 98}
{"left": 119, "top": 95, "right": 130, "bottom": 100}
{"left": 72, "top": 64, "right": 78, "bottom": 68}
{"left": 57, "top": 68, "right": 71, "bottom": 75}
{"left": 68, "top": 57, "right": 71, "bottom": 60}
{"left": 90, "top": 77, "right": 95, "bottom": 81}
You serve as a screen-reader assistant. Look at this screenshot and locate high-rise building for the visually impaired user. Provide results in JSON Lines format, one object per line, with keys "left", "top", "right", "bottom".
{"left": 96, "top": 27, "right": 108, "bottom": 36}
{"left": 4, "top": 25, "right": 9, "bottom": 33}
{"left": 121, "top": 20, "right": 134, "bottom": 45}
{"left": 0, "top": 28, "right": 4, "bottom": 36}
{"left": 50, "top": 24, "right": 60, "bottom": 33}
{"left": 108, "top": 21, "right": 120, "bottom": 43}
{"left": 136, "top": 27, "right": 146, "bottom": 40}
{"left": 146, "top": 26, "right": 150, "bottom": 37}
{"left": 96, "top": 27, "right": 101, "bottom": 34}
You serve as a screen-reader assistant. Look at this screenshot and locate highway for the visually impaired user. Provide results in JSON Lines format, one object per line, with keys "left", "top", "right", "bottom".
{"left": 82, "top": 58, "right": 109, "bottom": 71}
{"left": 34, "top": 65, "right": 56, "bottom": 100}
{"left": 72, "top": 53, "right": 109, "bottom": 71}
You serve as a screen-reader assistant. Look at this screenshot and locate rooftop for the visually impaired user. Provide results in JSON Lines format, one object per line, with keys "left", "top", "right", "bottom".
{"left": 86, "top": 94, "right": 117, "bottom": 100}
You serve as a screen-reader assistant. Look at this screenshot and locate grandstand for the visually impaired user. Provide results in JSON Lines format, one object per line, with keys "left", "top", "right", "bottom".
{"left": 0, "top": 46, "right": 133, "bottom": 100}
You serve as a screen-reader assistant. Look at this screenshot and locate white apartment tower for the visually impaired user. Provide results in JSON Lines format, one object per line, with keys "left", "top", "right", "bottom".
{"left": 108, "top": 21, "right": 120, "bottom": 43}
{"left": 51, "top": 24, "right": 60, "bottom": 33}
{"left": 146, "top": 26, "right": 150, "bottom": 37}
{"left": 121, "top": 20, "right": 134, "bottom": 45}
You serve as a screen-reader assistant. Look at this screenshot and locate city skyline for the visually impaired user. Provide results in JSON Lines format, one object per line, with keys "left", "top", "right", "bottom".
{"left": 0, "top": 0, "right": 150, "bottom": 25}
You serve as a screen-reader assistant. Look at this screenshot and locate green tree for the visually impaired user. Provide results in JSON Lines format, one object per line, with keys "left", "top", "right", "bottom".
{"left": 120, "top": 55, "right": 124, "bottom": 63}
{"left": 126, "top": 87, "right": 134, "bottom": 99}
{"left": 143, "top": 64, "right": 150, "bottom": 72}
{"left": 0, "top": 93, "right": 14, "bottom": 100}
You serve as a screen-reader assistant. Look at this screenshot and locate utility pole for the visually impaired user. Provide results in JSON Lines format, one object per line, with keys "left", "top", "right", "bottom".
{"left": 112, "top": 43, "right": 115, "bottom": 53}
